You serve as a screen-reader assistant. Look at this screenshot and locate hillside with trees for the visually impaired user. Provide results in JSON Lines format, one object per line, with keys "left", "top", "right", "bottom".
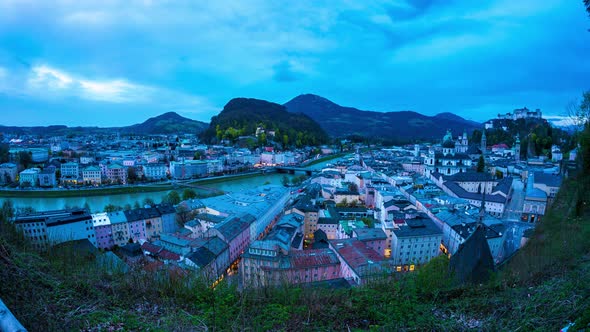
{"left": 200, "top": 98, "right": 329, "bottom": 147}
{"left": 472, "top": 117, "right": 575, "bottom": 159}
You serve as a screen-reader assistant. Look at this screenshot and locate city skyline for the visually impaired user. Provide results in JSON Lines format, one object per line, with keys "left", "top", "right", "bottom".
{"left": 0, "top": 0, "right": 589, "bottom": 127}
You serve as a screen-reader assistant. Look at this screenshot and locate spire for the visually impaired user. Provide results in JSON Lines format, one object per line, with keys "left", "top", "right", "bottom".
{"left": 479, "top": 182, "right": 486, "bottom": 224}
{"left": 481, "top": 129, "right": 487, "bottom": 155}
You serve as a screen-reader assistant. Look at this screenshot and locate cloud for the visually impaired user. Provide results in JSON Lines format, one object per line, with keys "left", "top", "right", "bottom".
{"left": 0, "top": 0, "right": 588, "bottom": 126}
{"left": 0, "top": 64, "right": 218, "bottom": 117}
{"left": 26, "top": 64, "right": 152, "bottom": 103}
{"left": 272, "top": 60, "right": 305, "bottom": 82}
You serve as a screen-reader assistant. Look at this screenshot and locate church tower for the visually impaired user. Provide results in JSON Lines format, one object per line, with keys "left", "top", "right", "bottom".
{"left": 514, "top": 135, "right": 520, "bottom": 161}
{"left": 481, "top": 130, "right": 487, "bottom": 155}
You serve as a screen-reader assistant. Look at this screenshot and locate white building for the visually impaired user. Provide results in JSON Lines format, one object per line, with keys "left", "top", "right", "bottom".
{"left": 391, "top": 218, "right": 442, "bottom": 269}
{"left": 142, "top": 163, "right": 168, "bottom": 180}
{"left": 424, "top": 130, "right": 472, "bottom": 178}
{"left": 19, "top": 168, "right": 40, "bottom": 187}
{"left": 14, "top": 209, "right": 97, "bottom": 249}
{"left": 82, "top": 166, "right": 102, "bottom": 185}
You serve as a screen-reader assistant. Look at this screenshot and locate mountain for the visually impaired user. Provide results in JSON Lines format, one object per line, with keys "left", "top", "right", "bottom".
{"left": 121, "top": 112, "right": 208, "bottom": 135}
{"left": 434, "top": 112, "right": 481, "bottom": 128}
{"left": 200, "top": 98, "right": 328, "bottom": 146}
{"left": 284, "top": 94, "right": 481, "bottom": 142}
{"left": 0, "top": 112, "right": 208, "bottom": 136}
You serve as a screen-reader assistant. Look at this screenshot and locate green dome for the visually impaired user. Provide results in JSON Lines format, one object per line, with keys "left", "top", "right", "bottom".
{"left": 442, "top": 130, "right": 455, "bottom": 148}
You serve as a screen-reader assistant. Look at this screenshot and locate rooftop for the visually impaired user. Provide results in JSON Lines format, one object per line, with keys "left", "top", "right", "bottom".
{"left": 393, "top": 218, "right": 442, "bottom": 238}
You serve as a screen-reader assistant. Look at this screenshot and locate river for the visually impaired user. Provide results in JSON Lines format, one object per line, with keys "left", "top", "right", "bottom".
{"left": 0, "top": 156, "right": 349, "bottom": 213}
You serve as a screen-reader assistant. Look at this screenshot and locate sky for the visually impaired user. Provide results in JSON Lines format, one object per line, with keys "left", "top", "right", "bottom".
{"left": 0, "top": 0, "right": 588, "bottom": 127}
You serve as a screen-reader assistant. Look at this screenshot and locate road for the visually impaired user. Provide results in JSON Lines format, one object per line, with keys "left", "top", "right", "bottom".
{"left": 504, "top": 178, "right": 525, "bottom": 222}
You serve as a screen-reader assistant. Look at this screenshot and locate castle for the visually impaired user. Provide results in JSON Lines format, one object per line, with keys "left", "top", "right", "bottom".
{"left": 497, "top": 107, "right": 542, "bottom": 121}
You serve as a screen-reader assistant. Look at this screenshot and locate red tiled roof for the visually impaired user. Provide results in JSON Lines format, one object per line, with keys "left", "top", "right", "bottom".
{"left": 141, "top": 242, "right": 162, "bottom": 255}
{"left": 330, "top": 239, "right": 383, "bottom": 271}
{"left": 289, "top": 249, "right": 340, "bottom": 269}
{"left": 158, "top": 249, "right": 180, "bottom": 261}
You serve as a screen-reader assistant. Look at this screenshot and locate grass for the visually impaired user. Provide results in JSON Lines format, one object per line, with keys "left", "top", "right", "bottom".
{"left": 1, "top": 174, "right": 589, "bottom": 331}
{"left": 304, "top": 152, "right": 348, "bottom": 167}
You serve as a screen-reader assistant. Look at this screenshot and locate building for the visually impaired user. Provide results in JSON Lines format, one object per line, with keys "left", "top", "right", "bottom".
{"left": 106, "top": 163, "right": 127, "bottom": 184}
{"left": 0, "top": 163, "right": 18, "bottom": 184}
{"left": 92, "top": 212, "right": 114, "bottom": 249}
{"left": 241, "top": 243, "right": 340, "bottom": 288}
{"left": 207, "top": 215, "right": 251, "bottom": 265}
{"left": 108, "top": 211, "right": 130, "bottom": 247}
{"left": 290, "top": 196, "right": 319, "bottom": 240}
{"left": 61, "top": 162, "right": 80, "bottom": 185}
{"left": 438, "top": 173, "right": 512, "bottom": 218}
{"left": 352, "top": 228, "right": 387, "bottom": 257}
{"left": 497, "top": 107, "right": 542, "bottom": 121}
{"left": 329, "top": 238, "right": 391, "bottom": 285}
{"left": 38, "top": 168, "right": 57, "bottom": 187}
{"left": 533, "top": 172, "right": 562, "bottom": 202}
{"left": 156, "top": 203, "right": 178, "bottom": 234}
{"left": 142, "top": 163, "right": 168, "bottom": 180}
{"left": 522, "top": 173, "right": 547, "bottom": 223}
{"left": 169, "top": 160, "right": 208, "bottom": 179}
{"left": 82, "top": 166, "right": 102, "bottom": 185}
{"left": 185, "top": 236, "right": 229, "bottom": 282}
{"left": 424, "top": 130, "right": 472, "bottom": 177}
{"left": 19, "top": 168, "right": 40, "bottom": 187}
{"left": 15, "top": 209, "right": 96, "bottom": 249}
{"left": 123, "top": 209, "right": 148, "bottom": 243}
{"left": 391, "top": 218, "right": 442, "bottom": 270}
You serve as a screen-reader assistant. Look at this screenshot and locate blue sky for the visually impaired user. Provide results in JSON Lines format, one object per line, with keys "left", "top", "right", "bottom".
{"left": 0, "top": 0, "right": 588, "bottom": 127}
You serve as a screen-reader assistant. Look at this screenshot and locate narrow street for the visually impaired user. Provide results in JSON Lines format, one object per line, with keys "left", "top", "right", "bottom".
{"left": 504, "top": 178, "right": 525, "bottom": 222}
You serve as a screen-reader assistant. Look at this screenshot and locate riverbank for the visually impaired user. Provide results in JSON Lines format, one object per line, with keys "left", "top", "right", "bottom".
{"left": 304, "top": 152, "right": 349, "bottom": 167}
{"left": 0, "top": 171, "right": 267, "bottom": 199}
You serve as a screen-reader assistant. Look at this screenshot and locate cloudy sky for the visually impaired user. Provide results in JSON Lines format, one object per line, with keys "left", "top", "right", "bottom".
{"left": 0, "top": 0, "right": 588, "bottom": 127}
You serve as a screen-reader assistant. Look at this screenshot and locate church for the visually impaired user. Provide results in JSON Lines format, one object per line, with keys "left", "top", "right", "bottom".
{"left": 424, "top": 130, "right": 473, "bottom": 177}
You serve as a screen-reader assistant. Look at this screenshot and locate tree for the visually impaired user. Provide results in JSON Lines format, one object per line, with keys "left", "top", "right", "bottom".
{"left": 194, "top": 151, "right": 204, "bottom": 160}
{"left": 477, "top": 155, "right": 485, "bottom": 173}
{"left": 0, "top": 143, "right": 9, "bottom": 164}
{"left": 127, "top": 167, "right": 138, "bottom": 184}
{"left": 281, "top": 175, "right": 290, "bottom": 187}
{"left": 143, "top": 198, "right": 155, "bottom": 206}
{"left": 17, "top": 151, "right": 33, "bottom": 170}
{"left": 176, "top": 205, "right": 194, "bottom": 226}
{"left": 163, "top": 191, "right": 181, "bottom": 205}
{"left": 133, "top": 201, "right": 141, "bottom": 209}
{"left": 182, "top": 188, "right": 197, "bottom": 200}
{"left": 347, "top": 182, "right": 359, "bottom": 193}
{"left": 104, "top": 204, "right": 119, "bottom": 213}
{"left": 1, "top": 200, "right": 14, "bottom": 221}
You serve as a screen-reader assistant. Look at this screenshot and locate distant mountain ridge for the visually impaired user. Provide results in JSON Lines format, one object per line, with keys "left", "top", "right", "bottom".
{"left": 0, "top": 112, "right": 208, "bottom": 136}
{"left": 284, "top": 94, "right": 481, "bottom": 142}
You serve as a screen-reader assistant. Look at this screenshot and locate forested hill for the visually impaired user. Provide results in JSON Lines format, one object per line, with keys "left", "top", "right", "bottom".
{"left": 472, "top": 117, "right": 576, "bottom": 157}
{"left": 199, "top": 98, "right": 329, "bottom": 147}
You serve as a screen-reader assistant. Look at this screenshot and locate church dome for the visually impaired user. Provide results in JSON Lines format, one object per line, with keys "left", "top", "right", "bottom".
{"left": 442, "top": 130, "right": 455, "bottom": 148}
